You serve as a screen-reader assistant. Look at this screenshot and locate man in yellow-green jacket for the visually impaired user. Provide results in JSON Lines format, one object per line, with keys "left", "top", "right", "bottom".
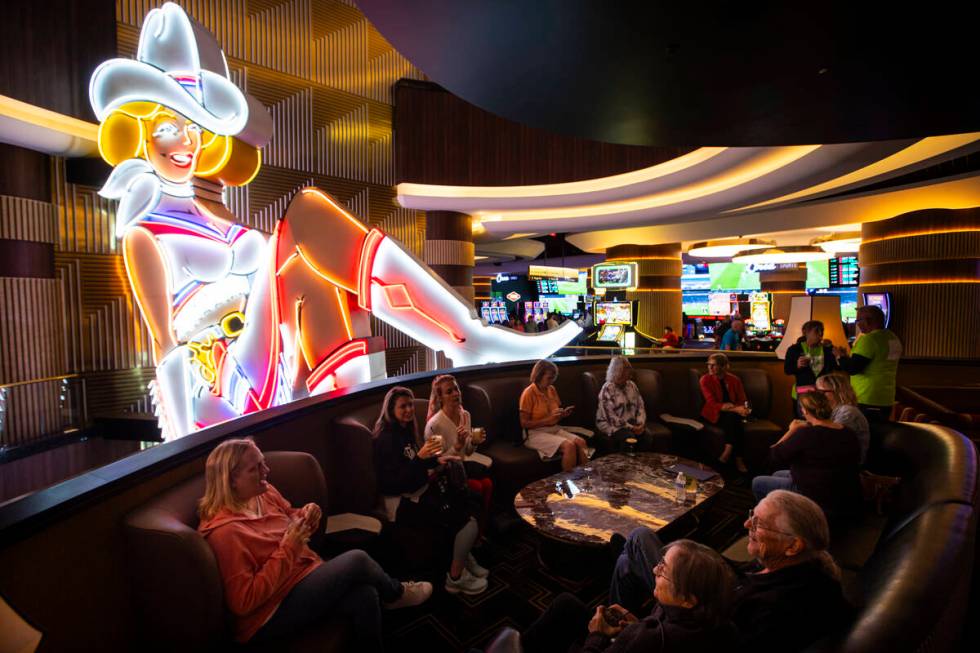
{"left": 834, "top": 305, "right": 902, "bottom": 422}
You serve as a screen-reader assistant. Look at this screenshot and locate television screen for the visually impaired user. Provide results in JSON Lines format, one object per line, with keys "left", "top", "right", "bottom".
{"left": 830, "top": 256, "right": 859, "bottom": 287}
{"left": 536, "top": 278, "right": 559, "bottom": 294}
{"left": 541, "top": 295, "right": 578, "bottom": 315}
{"left": 682, "top": 291, "right": 711, "bottom": 315}
{"left": 556, "top": 272, "right": 587, "bottom": 295}
{"left": 681, "top": 263, "right": 711, "bottom": 291}
{"left": 593, "top": 263, "right": 637, "bottom": 288}
{"left": 863, "top": 292, "right": 892, "bottom": 327}
{"left": 597, "top": 324, "right": 625, "bottom": 342}
{"left": 594, "top": 301, "right": 632, "bottom": 325}
{"left": 708, "top": 292, "right": 734, "bottom": 316}
{"left": 806, "top": 260, "right": 830, "bottom": 289}
{"left": 708, "top": 263, "right": 760, "bottom": 290}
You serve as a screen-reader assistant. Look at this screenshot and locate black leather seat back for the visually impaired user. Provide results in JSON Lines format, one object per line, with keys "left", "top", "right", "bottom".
{"left": 730, "top": 367, "right": 772, "bottom": 419}
{"left": 634, "top": 368, "right": 665, "bottom": 416}
{"left": 330, "top": 398, "right": 428, "bottom": 516}
{"left": 688, "top": 369, "right": 705, "bottom": 417}
{"left": 463, "top": 377, "right": 531, "bottom": 445}
{"left": 839, "top": 502, "right": 976, "bottom": 653}
{"left": 867, "top": 421, "right": 979, "bottom": 538}
{"left": 580, "top": 371, "right": 602, "bottom": 432}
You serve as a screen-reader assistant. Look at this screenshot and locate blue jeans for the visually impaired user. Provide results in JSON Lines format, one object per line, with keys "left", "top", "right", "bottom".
{"left": 752, "top": 469, "right": 795, "bottom": 502}
{"left": 253, "top": 549, "right": 402, "bottom": 652}
{"left": 608, "top": 527, "right": 665, "bottom": 615}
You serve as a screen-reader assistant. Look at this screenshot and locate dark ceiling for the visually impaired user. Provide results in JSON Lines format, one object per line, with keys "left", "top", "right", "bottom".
{"left": 358, "top": 1, "right": 980, "bottom": 147}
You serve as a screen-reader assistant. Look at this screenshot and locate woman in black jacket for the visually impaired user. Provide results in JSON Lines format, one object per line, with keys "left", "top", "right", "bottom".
{"left": 783, "top": 320, "right": 838, "bottom": 416}
{"left": 372, "top": 386, "right": 488, "bottom": 595}
{"left": 521, "top": 539, "right": 735, "bottom": 653}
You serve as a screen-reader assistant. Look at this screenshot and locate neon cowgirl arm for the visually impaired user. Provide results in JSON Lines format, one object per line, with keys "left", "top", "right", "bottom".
{"left": 123, "top": 226, "right": 178, "bottom": 361}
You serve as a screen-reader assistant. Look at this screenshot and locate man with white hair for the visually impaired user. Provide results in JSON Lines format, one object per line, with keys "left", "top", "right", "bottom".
{"left": 610, "top": 490, "right": 852, "bottom": 651}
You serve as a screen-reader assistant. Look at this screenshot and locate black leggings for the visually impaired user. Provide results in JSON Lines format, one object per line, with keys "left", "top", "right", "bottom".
{"left": 714, "top": 412, "right": 745, "bottom": 454}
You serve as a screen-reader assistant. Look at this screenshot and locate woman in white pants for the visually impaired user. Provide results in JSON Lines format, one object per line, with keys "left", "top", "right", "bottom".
{"left": 519, "top": 360, "right": 592, "bottom": 471}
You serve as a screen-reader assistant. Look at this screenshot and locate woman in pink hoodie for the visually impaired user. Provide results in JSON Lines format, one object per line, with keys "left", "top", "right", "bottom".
{"left": 198, "top": 439, "right": 431, "bottom": 650}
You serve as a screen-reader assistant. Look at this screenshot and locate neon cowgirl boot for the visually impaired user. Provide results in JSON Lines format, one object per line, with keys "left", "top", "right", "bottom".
{"left": 359, "top": 230, "right": 581, "bottom": 367}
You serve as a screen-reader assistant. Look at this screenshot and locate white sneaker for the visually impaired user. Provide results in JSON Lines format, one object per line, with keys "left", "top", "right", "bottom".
{"left": 445, "top": 568, "right": 488, "bottom": 595}
{"left": 465, "top": 553, "right": 489, "bottom": 578}
{"left": 384, "top": 581, "right": 433, "bottom": 609}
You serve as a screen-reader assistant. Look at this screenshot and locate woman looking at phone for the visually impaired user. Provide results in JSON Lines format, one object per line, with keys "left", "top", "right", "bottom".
{"left": 520, "top": 539, "right": 735, "bottom": 653}
{"left": 198, "top": 439, "right": 430, "bottom": 650}
{"left": 520, "top": 360, "right": 592, "bottom": 471}
{"left": 373, "top": 387, "right": 487, "bottom": 595}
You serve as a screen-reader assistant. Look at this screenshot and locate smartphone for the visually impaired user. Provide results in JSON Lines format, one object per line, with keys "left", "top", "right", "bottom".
{"left": 602, "top": 606, "right": 626, "bottom": 627}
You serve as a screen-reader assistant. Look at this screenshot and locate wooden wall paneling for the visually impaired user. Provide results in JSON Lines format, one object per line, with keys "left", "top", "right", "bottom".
{"left": 0, "top": 196, "right": 57, "bottom": 244}
{"left": 0, "top": 279, "right": 65, "bottom": 386}
{"left": 117, "top": 1, "right": 248, "bottom": 60}
{"left": 0, "top": 278, "right": 67, "bottom": 445}
{"left": 394, "top": 80, "right": 693, "bottom": 186}
{"left": 52, "top": 159, "right": 118, "bottom": 255}
{"left": 0, "top": 146, "right": 52, "bottom": 202}
{"left": 859, "top": 207, "right": 980, "bottom": 359}
{"left": 0, "top": 1, "right": 115, "bottom": 121}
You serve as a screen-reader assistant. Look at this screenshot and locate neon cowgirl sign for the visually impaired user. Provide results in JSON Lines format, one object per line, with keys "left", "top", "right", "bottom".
{"left": 89, "top": 3, "right": 579, "bottom": 440}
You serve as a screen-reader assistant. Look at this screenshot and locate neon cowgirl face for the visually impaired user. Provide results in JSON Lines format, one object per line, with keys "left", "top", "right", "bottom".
{"left": 145, "top": 111, "right": 202, "bottom": 183}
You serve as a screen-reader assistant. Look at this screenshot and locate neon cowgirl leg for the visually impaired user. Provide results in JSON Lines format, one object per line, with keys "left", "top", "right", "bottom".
{"left": 364, "top": 236, "right": 581, "bottom": 366}
{"left": 273, "top": 185, "right": 583, "bottom": 391}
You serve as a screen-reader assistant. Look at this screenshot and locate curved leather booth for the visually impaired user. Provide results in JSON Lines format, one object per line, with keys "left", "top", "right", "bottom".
{"left": 122, "top": 451, "right": 346, "bottom": 652}
{"left": 48, "top": 356, "right": 978, "bottom": 652}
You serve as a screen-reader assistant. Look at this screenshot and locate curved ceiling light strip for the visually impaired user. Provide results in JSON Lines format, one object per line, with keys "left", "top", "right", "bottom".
{"left": 687, "top": 238, "right": 776, "bottom": 258}
{"left": 730, "top": 132, "right": 980, "bottom": 213}
{"left": 477, "top": 145, "right": 820, "bottom": 228}
{"left": 397, "top": 147, "right": 726, "bottom": 210}
{"left": 565, "top": 174, "right": 980, "bottom": 253}
{"left": 732, "top": 246, "right": 833, "bottom": 264}
{"left": 811, "top": 231, "right": 862, "bottom": 253}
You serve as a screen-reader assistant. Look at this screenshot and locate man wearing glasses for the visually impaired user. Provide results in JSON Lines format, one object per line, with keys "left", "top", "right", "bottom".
{"left": 610, "top": 490, "right": 852, "bottom": 651}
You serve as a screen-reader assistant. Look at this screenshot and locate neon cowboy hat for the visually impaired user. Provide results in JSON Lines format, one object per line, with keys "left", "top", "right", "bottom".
{"left": 89, "top": 2, "right": 271, "bottom": 147}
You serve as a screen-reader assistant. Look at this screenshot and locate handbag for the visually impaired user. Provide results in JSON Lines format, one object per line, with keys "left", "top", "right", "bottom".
{"left": 427, "top": 458, "right": 469, "bottom": 518}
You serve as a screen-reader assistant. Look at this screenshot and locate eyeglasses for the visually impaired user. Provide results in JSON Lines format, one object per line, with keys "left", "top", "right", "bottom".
{"left": 747, "top": 509, "right": 797, "bottom": 537}
{"left": 653, "top": 559, "right": 671, "bottom": 582}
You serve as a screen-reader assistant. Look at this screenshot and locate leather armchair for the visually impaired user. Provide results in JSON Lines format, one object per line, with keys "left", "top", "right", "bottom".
{"left": 122, "top": 451, "right": 347, "bottom": 653}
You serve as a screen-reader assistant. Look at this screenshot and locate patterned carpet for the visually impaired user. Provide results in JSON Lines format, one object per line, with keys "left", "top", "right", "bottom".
{"left": 380, "top": 481, "right": 755, "bottom": 652}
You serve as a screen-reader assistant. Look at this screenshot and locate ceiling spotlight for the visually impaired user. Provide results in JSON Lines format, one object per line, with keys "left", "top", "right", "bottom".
{"left": 687, "top": 238, "right": 776, "bottom": 258}
{"left": 732, "top": 246, "right": 834, "bottom": 264}
{"left": 810, "top": 231, "right": 861, "bottom": 254}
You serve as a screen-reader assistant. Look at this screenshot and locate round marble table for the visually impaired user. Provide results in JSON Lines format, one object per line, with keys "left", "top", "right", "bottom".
{"left": 514, "top": 453, "right": 725, "bottom": 546}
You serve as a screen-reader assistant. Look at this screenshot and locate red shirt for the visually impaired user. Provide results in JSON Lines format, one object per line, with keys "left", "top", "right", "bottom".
{"left": 198, "top": 485, "right": 321, "bottom": 642}
{"left": 699, "top": 372, "right": 748, "bottom": 423}
{"left": 662, "top": 332, "right": 680, "bottom": 347}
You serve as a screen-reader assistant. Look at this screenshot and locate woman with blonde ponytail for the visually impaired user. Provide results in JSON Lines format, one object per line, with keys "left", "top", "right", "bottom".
{"left": 197, "top": 439, "right": 431, "bottom": 649}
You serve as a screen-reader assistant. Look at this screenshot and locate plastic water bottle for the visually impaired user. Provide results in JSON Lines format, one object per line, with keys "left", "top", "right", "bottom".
{"left": 674, "top": 472, "right": 686, "bottom": 503}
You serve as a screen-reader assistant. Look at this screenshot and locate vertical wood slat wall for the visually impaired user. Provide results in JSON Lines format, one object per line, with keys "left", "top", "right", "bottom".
{"left": 859, "top": 208, "right": 980, "bottom": 359}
